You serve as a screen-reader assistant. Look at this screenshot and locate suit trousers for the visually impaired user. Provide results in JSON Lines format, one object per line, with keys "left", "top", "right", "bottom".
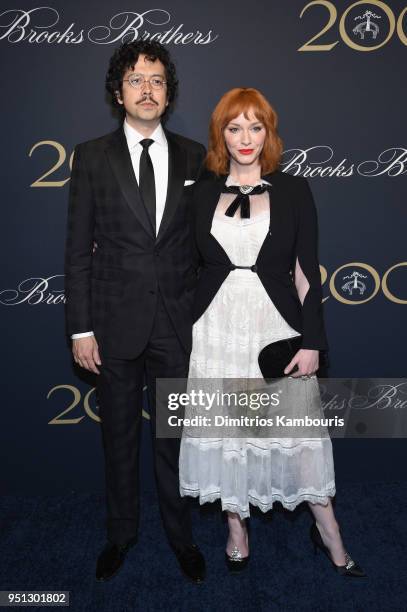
{"left": 97, "top": 291, "right": 193, "bottom": 552}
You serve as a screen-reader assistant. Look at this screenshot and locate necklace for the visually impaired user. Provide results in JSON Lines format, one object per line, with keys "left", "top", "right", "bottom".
{"left": 239, "top": 185, "right": 255, "bottom": 195}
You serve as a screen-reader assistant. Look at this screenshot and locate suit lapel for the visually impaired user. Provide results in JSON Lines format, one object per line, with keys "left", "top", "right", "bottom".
{"left": 156, "top": 131, "right": 186, "bottom": 244}
{"left": 105, "top": 127, "right": 155, "bottom": 238}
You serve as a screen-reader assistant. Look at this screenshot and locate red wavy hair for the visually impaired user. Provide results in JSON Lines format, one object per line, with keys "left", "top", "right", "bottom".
{"left": 206, "top": 88, "right": 283, "bottom": 176}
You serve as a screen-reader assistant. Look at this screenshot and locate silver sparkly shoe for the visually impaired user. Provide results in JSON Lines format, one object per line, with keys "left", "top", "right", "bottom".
{"left": 225, "top": 545, "right": 250, "bottom": 573}
{"left": 310, "top": 522, "right": 366, "bottom": 577}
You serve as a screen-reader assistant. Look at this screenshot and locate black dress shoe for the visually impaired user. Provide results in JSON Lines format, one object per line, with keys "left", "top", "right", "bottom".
{"left": 175, "top": 544, "right": 206, "bottom": 583}
{"left": 310, "top": 523, "right": 366, "bottom": 577}
{"left": 225, "top": 546, "right": 250, "bottom": 573}
{"left": 96, "top": 540, "right": 136, "bottom": 582}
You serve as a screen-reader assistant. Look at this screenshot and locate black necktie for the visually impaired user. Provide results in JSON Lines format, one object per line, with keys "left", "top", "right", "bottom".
{"left": 222, "top": 184, "right": 270, "bottom": 219}
{"left": 139, "top": 138, "right": 156, "bottom": 234}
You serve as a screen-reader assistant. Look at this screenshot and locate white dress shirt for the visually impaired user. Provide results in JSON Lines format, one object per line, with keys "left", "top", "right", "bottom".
{"left": 123, "top": 119, "right": 169, "bottom": 232}
{"left": 71, "top": 120, "right": 169, "bottom": 340}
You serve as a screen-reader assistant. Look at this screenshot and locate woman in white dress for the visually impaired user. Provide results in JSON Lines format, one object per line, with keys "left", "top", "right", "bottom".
{"left": 179, "top": 88, "right": 365, "bottom": 577}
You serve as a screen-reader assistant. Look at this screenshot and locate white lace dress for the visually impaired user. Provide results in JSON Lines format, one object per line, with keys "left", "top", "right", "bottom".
{"left": 179, "top": 178, "right": 336, "bottom": 518}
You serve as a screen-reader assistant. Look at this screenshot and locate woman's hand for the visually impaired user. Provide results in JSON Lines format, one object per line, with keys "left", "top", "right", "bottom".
{"left": 284, "top": 349, "right": 319, "bottom": 378}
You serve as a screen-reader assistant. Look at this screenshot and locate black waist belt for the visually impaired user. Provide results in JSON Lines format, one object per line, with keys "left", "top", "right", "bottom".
{"left": 229, "top": 264, "right": 258, "bottom": 272}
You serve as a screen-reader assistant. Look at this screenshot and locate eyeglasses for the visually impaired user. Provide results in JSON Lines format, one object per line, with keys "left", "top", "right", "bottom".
{"left": 122, "top": 74, "right": 167, "bottom": 90}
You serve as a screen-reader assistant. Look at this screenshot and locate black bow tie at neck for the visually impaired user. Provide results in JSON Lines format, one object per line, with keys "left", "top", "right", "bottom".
{"left": 222, "top": 184, "right": 270, "bottom": 219}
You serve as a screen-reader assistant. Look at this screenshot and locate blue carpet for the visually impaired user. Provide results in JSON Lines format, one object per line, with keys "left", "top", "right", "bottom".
{"left": 1, "top": 482, "right": 406, "bottom": 611}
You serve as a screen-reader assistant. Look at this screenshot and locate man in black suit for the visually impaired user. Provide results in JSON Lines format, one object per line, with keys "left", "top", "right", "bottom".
{"left": 64, "top": 41, "right": 206, "bottom": 583}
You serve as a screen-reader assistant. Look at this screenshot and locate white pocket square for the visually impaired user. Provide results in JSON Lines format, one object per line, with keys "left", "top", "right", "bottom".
{"left": 184, "top": 179, "right": 195, "bottom": 186}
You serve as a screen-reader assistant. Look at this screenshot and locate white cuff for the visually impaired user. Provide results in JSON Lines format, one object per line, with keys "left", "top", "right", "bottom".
{"left": 71, "top": 331, "right": 94, "bottom": 339}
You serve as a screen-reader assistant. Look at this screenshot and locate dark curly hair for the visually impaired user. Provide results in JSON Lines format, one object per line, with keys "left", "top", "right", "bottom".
{"left": 105, "top": 40, "right": 178, "bottom": 122}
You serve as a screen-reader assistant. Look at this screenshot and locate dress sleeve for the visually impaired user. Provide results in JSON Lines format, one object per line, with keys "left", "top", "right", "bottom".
{"left": 294, "top": 178, "right": 329, "bottom": 351}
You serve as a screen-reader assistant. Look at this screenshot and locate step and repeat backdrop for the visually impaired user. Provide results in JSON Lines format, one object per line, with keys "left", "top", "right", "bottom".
{"left": 1, "top": 0, "right": 406, "bottom": 494}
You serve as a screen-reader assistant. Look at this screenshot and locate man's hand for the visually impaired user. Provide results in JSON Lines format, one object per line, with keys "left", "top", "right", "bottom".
{"left": 284, "top": 348, "right": 319, "bottom": 378}
{"left": 72, "top": 336, "right": 101, "bottom": 374}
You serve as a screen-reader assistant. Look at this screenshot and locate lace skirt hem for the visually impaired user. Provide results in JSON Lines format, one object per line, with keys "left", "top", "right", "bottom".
{"left": 180, "top": 484, "right": 336, "bottom": 519}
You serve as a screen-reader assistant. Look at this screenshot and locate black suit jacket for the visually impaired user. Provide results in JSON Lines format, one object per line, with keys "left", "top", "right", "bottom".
{"left": 64, "top": 126, "right": 206, "bottom": 359}
{"left": 191, "top": 170, "right": 329, "bottom": 351}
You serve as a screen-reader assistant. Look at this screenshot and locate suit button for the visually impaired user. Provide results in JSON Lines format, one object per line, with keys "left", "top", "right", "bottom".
{"left": 149, "top": 290, "right": 156, "bottom": 295}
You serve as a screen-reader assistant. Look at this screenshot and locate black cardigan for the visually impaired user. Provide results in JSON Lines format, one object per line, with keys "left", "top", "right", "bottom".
{"left": 190, "top": 170, "right": 329, "bottom": 352}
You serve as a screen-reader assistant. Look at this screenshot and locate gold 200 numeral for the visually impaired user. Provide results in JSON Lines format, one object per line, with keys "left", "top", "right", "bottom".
{"left": 299, "top": 0, "right": 407, "bottom": 51}
{"left": 46, "top": 385, "right": 151, "bottom": 425}
{"left": 47, "top": 385, "right": 99, "bottom": 424}
{"left": 29, "top": 141, "right": 74, "bottom": 187}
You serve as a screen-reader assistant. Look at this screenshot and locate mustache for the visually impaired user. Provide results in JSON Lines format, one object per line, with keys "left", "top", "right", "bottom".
{"left": 137, "top": 95, "right": 158, "bottom": 105}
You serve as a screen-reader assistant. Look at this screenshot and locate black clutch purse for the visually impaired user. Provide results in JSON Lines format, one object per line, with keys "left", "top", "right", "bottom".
{"left": 258, "top": 336, "right": 328, "bottom": 380}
